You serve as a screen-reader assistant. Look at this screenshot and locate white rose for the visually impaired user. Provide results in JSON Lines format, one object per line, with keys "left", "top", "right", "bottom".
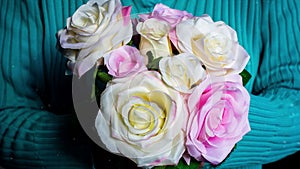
{"left": 176, "top": 15, "right": 249, "bottom": 76}
{"left": 159, "top": 53, "right": 206, "bottom": 93}
{"left": 136, "top": 18, "right": 172, "bottom": 61}
{"left": 58, "top": 0, "right": 133, "bottom": 77}
{"left": 95, "top": 71, "right": 187, "bottom": 168}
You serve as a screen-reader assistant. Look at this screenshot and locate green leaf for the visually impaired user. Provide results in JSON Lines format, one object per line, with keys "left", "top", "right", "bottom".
{"left": 175, "top": 160, "right": 190, "bottom": 169}
{"left": 239, "top": 69, "right": 252, "bottom": 86}
{"left": 177, "top": 158, "right": 201, "bottom": 169}
{"left": 96, "top": 71, "right": 112, "bottom": 83}
{"left": 166, "top": 166, "right": 178, "bottom": 169}
{"left": 94, "top": 67, "right": 111, "bottom": 106}
{"left": 188, "top": 160, "right": 201, "bottom": 169}
{"left": 147, "top": 57, "right": 163, "bottom": 71}
{"left": 146, "top": 51, "right": 154, "bottom": 63}
{"left": 127, "top": 39, "right": 134, "bottom": 46}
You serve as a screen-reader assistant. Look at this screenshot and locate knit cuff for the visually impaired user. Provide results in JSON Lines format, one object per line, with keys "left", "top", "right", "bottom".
{"left": 0, "top": 108, "right": 93, "bottom": 169}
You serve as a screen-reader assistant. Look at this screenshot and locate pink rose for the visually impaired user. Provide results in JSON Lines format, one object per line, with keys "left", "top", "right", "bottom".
{"left": 139, "top": 3, "right": 193, "bottom": 50}
{"left": 139, "top": 3, "right": 192, "bottom": 28}
{"left": 186, "top": 74, "right": 250, "bottom": 165}
{"left": 104, "top": 45, "right": 147, "bottom": 78}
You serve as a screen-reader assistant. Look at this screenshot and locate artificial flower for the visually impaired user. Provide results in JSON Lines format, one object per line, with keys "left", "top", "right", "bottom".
{"left": 139, "top": 3, "right": 192, "bottom": 28}
{"left": 104, "top": 45, "right": 147, "bottom": 78}
{"left": 139, "top": 3, "right": 193, "bottom": 50}
{"left": 95, "top": 71, "right": 187, "bottom": 168}
{"left": 58, "top": 0, "right": 132, "bottom": 77}
{"left": 136, "top": 18, "right": 171, "bottom": 61}
{"left": 159, "top": 53, "right": 206, "bottom": 93}
{"left": 176, "top": 15, "right": 249, "bottom": 76}
{"left": 186, "top": 74, "right": 251, "bottom": 165}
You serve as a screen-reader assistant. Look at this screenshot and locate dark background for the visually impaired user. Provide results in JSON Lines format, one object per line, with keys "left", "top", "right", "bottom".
{"left": 263, "top": 151, "right": 300, "bottom": 169}
{"left": 0, "top": 151, "right": 299, "bottom": 169}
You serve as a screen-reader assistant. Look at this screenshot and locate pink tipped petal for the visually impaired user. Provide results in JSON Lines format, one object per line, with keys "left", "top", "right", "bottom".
{"left": 138, "top": 13, "right": 150, "bottom": 21}
{"left": 140, "top": 3, "right": 192, "bottom": 28}
{"left": 169, "top": 29, "right": 179, "bottom": 50}
{"left": 122, "top": 6, "right": 132, "bottom": 25}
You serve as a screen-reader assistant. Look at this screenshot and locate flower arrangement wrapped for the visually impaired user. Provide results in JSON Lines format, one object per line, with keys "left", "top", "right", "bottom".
{"left": 56, "top": 0, "right": 252, "bottom": 168}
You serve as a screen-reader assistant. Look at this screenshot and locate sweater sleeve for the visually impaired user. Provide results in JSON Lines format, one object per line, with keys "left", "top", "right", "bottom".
{"left": 0, "top": 0, "right": 93, "bottom": 168}
{"left": 215, "top": 0, "right": 300, "bottom": 168}
{"left": 0, "top": 108, "right": 93, "bottom": 169}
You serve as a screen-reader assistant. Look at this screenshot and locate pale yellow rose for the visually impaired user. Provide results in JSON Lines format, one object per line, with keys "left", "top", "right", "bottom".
{"left": 95, "top": 71, "right": 187, "bottom": 168}
{"left": 176, "top": 15, "right": 249, "bottom": 76}
{"left": 136, "top": 18, "right": 172, "bottom": 62}
{"left": 58, "top": 0, "right": 132, "bottom": 77}
{"left": 159, "top": 53, "right": 206, "bottom": 93}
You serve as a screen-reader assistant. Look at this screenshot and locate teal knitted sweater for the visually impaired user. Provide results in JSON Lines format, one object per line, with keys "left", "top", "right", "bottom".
{"left": 1, "top": 0, "right": 299, "bottom": 169}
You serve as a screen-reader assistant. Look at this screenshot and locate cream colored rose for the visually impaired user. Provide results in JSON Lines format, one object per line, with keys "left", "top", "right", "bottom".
{"left": 159, "top": 53, "right": 206, "bottom": 93}
{"left": 95, "top": 71, "right": 187, "bottom": 168}
{"left": 136, "top": 18, "right": 172, "bottom": 62}
{"left": 58, "top": 0, "right": 133, "bottom": 77}
{"left": 176, "top": 15, "right": 249, "bottom": 76}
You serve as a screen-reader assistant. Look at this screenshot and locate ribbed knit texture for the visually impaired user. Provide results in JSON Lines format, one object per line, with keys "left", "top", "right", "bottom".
{"left": 1, "top": 0, "right": 299, "bottom": 169}
{"left": 0, "top": 0, "right": 93, "bottom": 168}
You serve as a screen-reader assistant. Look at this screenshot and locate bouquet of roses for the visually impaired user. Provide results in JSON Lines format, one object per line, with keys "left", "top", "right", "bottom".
{"left": 57, "top": 0, "right": 251, "bottom": 168}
